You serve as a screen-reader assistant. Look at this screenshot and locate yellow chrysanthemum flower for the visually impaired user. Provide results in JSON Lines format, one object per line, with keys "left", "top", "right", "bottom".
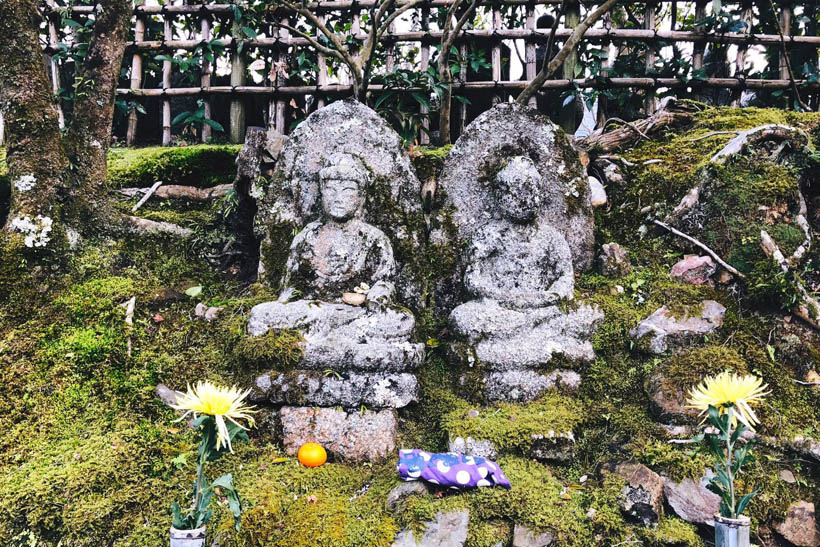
{"left": 686, "top": 371, "right": 768, "bottom": 430}
{"left": 172, "top": 381, "right": 257, "bottom": 452}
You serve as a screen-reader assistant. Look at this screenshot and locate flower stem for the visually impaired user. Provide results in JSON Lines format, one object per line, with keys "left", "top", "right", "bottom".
{"left": 726, "top": 406, "right": 736, "bottom": 518}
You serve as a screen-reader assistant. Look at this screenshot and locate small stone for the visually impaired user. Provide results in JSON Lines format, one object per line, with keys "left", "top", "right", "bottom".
{"left": 342, "top": 292, "right": 366, "bottom": 306}
{"left": 152, "top": 313, "right": 165, "bottom": 323}
{"left": 598, "top": 242, "right": 631, "bottom": 277}
{"left": 448, "top": 436, "right": 498, "bottom": 460}
{"left": 779, "top": 469, "right": 797, "bottom": 484}
{"left": 512, "top": 523, "right": 553, "bottom": 547}
{"left": 155, "top": 384, "right": 194, "bottom": 428}
{"left": 790, "top": 436, "right": 820, "bottom": 462}
{"left": 385, "top": 481, "right": 430, "bottom": 512}
{"left": 613, "top": 462, "right": 664, "bottom": 527}
{"left": 774, "top": 501, "right": 820, "bottom": 547}
{"left": 716, "top": 270, "right": 733, "bottom": 284}
{"left": 195, "top": 303, "right": 223, "bottom": 321}
{"left": 670, "top": 255, "right": 717, "bottom": 285}
{"left": 466, "top": 409, "right": 480, "bottom": 418}
{"left": 392, "top": 510, "right": 470, "bottom": 547}
{"left": 630, "top": 300, "right": 726, "bottom": 354}
{"left": 663, "top": 472, "right": 721, "bottom": 526}
{"left": 588, "top": 176, "right": 607, "bottom": 208}
{"left": 484, "top": 369, "right": 582, "bottom": 403}
{"left": 280, "top": 406, "right": 398, "bottom": 462}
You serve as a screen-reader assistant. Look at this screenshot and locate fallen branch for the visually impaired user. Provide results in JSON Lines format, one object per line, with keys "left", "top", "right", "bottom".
{"left": 131, "top": 181, "right": 163, "bottom": 212}
{"left": 121, "top": 296, "right": 136, "bottom": 357}
{"left": 118, "top": 183, "right": 232, "bottom": 201}
{"left": 653, "top": 219, "right": 746, "bottom": 280}
{"left": 576, "top": 98, "right": 701, "bottom": 154}
{"left": 125, "top": 215, "right": 193, "bottom": 237}
{"left": 602, "top": 117, "right": 650, "bottom": 142}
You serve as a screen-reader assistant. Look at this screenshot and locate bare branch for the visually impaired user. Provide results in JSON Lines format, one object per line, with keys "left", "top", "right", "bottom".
{"left": 441, "top": 0, "right": 479, "bottom": 54}
{"left": 377, "top": 0, "right": 426, "bottom": 39}
{"left": 277, "top": 1, "right": 356, "bottom": 68}
{"left": 517, "top": 0, "right": 619, "bottom": 105}
{"left": 653, "top": 219, "right": 747, "bottom": 280}
{"left": 276, "top": 19, "right": 342, "bottom": 59}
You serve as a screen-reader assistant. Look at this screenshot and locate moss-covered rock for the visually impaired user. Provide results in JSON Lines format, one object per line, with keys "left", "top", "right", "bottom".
{"left": 107, "top": 145, "right": 241, "bottom": 188}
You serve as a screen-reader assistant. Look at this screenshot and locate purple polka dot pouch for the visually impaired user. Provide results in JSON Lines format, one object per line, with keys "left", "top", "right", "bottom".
{"left": 396, "top": 449, "right": 512, "bottom": 490}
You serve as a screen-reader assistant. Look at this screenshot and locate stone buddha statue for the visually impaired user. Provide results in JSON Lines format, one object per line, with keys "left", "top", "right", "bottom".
{"left": 449, "top": 155, "right": 602, "bottom": 369}
{"left": 248, "top": 153, "right": 423, "bottom": 372}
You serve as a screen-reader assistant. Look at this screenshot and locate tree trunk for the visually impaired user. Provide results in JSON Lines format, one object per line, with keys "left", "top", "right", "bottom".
{"left": 438, "top": 62, "right": 453, "bottom": 145}
{"left": 0, "top": 0, "right": 69, "bottom": 248}
{"left": 0, "top": 0, "right": 132, "bottom": 251}
{"left": 66, "top": 0, "right": 133, "bottom": 223}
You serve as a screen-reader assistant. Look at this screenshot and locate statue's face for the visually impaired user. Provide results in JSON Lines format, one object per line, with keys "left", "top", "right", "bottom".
{"left": 494, "top": 156, "right": 543, "bottom": 223}
{"left": 320, "top": 177, "right": 364, "bottom": 221}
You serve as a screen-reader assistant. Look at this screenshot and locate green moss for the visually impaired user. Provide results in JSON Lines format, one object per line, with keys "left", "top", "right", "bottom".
{"left": 465, "top": 519, "right": 511, "bottom": 547}
{"left": 629, "top": 438, "right": 711, "bottom": 483}
{"left": 411, "top": 145, "right": 451, "bottom": 182}
{"left": 441, "top": 391, "right": 581, "bottom": 454}
{"left": 229, "top": 327, "right": 304, "bottom": 371}
{"left": 653, "top": 346, "right": 749, "bottom": 398}
{"left": 107, "top": 145, "right": 241, "bottom": 188}
{"left": 639, "top": 517, "right": 704, "bottom": 547}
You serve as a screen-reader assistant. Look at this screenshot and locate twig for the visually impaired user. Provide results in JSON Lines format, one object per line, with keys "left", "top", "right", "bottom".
{"left": 767, "top": 0, "right": 811, "bottom": 112}
{"left": 603, "top": 117, "right": 650, "bottom": 141}
{"left": 689, "top": 131, "right": 741, "bottom": 142}
{"left": 793, "top": 379, "right": 820, "bottom": 386}
{"left": 652, "top": 219, "right": 746, "bottom": 280}
{"left": 131, "top": 180, "right": 163, "bottom": 212}
{"left": 760, "top": 229, "right": 820, "bottom": 330}
{"left": 121, "top": 296, "right": 136, "bottom": 357}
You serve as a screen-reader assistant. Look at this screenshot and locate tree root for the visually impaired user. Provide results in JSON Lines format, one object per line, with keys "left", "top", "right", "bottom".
{"left": 117, "top": 184, "right": 232, "bottom": 202}
{"left": 575, "top": 97, "right": 701, "bottom": 154}
{"left": 760, "top": 229, "right": 820, "bottom": 330}
{"left": 666, "top": 124, "right": 810, "bottom": 225}
{"left": 710, "top": 124, "right": 809, "bottom": 165}
{"left": 124, "top": 215, "right": 193, "bottom": 238}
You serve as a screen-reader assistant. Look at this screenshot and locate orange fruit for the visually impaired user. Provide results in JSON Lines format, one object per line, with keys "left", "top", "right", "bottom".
{"left": 297, "top": 442, "right": 327, "bottom": 468}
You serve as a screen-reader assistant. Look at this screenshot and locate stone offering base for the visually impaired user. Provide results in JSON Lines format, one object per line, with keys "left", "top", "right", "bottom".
{"left": 280, "top": 406, "right": 398, "bottom": 462}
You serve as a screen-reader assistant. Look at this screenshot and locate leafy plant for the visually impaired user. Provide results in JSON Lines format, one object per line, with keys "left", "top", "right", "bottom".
{"left": 172, "top": 99, "right": 225, "bottom": 135}
{"left": 170, "top": 414, "right": 247, "bottom": 531}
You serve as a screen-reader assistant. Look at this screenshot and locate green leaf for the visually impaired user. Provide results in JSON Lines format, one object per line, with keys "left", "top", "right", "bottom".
{"left": 185, "top": 285, "right": 203, "bottom": 298}
{"left": 735, "top": 488, "right": 759, "bottom": 516}
{"left": 172, "top": 111, "right": 191, "bottom": 126}
{"left": 241, "top": 26, "right": 257, "bottom": 39}
{"left": 203, "top": 119, "right": 225, "bottom": 132}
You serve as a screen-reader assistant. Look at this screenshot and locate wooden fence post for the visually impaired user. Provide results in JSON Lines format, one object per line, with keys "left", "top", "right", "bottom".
{"left": 560, "top": 1, "right": 581, "bottom": 134}
{"left": 644, "top": 1, "right": 657, "bottom": 113}
{"left": 419, "top": 8, "right": 430, "bottom": 145}
{"left": 778, "top": 0, "right": 793, "bottom": 82}
{"left": 525, "top": 4, "right": 537, "bottom": 108}
{"left": 46, "top": 0, "right": 65, "bottom": 129}
{"left": 692, "top": 0, "right": 707, "bottom": 101}
{"left": 491, "top": 6, "right": 502, "bottom": 104}
{"left": 162, "top": 10, "right": 173, "bottom": 146}
{"left": 230, "top": 15, "right": 247, "bottom": 143}
{"left": 317, "top": 14, "right": 328, "bottom": 110}
{"left": 274, "top": 16, "right": 289, "bottom": 135}
{"left": 457, "top": 42, "right": 468, "bottom": 138}
{"left": 127, "top": 8, "right": 145, "bottom": 145}
{"left": 200, "top": 11, "right": 213, "bottom": 143}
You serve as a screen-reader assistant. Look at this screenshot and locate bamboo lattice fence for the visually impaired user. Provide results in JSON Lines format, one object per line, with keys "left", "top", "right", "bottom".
{"left": 40, "top": 0, "right": 820, "bottom": 146}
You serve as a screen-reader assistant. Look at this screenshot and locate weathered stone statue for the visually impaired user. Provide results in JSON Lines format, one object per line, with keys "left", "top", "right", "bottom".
{"left": 245, "top": 100, "right": 426, "bottom": 461}
{"left": 439, "top": 104, "right": 602, "bottom": 402}
{"left": 248, "top": 153, "right": 423, "bottom": 373}
{"left": 449, "top": 155, "right": 602, "bottom": 369}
